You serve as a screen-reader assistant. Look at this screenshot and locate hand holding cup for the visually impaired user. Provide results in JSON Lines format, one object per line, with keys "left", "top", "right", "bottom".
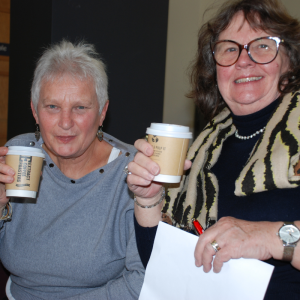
{"left": 127, "top": 123, "right": 192, "bottom": 198}
{"left": 0, "top": 147, "right": 14, "bottom": 210}
{"left": 5, "top": 146, "right": 45, "bottom": 198}
{"left": 146, "top": 123, "right": 192, "bottom": 183}
{"left": 127, "top": 139, "right": 163, "bottom": 200}
{"left": 127, "top": 137, "right": 192, "bottom": 227}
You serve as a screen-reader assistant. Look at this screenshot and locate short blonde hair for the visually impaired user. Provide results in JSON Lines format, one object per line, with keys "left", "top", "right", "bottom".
{"left": 31, "top": 40, "right": 108, "bottom": 113}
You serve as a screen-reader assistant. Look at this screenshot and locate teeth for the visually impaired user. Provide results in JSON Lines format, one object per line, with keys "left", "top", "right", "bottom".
{"left": 235, "top": 76, "right": 262, "bottom": 83}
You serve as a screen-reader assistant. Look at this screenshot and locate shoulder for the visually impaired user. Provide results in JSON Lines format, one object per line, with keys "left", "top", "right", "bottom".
{"left": 103, "top": 132, "right": 137, "bottom": 159}
{"left": 5, "top": 133, "right": 42, "bottom": 148}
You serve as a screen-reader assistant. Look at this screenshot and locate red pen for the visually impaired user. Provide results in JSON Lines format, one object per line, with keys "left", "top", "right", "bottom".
{"left": 192, "top": 218, "right": 204, "bottom": 236}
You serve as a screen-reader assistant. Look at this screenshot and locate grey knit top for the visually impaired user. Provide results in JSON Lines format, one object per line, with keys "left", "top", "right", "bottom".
{"left": 2, "top": 133, "right": 144, "bottom": 299}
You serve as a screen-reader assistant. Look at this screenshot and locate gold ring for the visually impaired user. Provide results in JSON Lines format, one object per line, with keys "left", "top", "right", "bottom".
{"left": 211, "top": 240, "right": 221, "bottom": 252}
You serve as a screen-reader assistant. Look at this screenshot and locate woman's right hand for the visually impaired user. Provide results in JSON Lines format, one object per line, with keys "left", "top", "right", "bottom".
{"left": 127, "top": 139, "right": 163, "bottom": 200}
{"left": 127, "top": 139, "right": 166, "bottom": 227}
{"left": 127, "top": 139, "right": 192, "bottom": 200}
{"left": 127, "top": 139, "right": 192, "bottom": 227}
{"left": 0, "top": 147, "right": 13, "bottom": 210}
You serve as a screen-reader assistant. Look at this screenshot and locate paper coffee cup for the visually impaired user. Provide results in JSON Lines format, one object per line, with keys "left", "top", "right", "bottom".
{"left": 146, "top": 123, "right": 192, "bottom": 183}
{"left": 5, "top": 146, "right": 45, "bottom": 198}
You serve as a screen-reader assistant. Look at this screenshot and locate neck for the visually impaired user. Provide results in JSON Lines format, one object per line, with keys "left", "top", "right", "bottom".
{"left": 231, "top": 97, "right": 279, "bottom": 136}
{"left": 43, "top": 138, "right": 113, "bottom": 179}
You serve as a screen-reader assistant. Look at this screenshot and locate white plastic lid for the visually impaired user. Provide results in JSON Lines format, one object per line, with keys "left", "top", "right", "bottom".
{"left": 7, "top": 146, "right": 45, "bottom": 159}
{"left": 6, "top": 189, "right": 37, "bottom": 198}
{"left": 153, "top": 174, "right": 181, "bottom": 183}
{"left": 146, "top": 123, "right": 192, "bottom": 139}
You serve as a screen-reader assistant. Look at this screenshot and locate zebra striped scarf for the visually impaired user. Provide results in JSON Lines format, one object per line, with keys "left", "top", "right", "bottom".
{"left": 162, "top": 91, "right": 300, "bottom": 230}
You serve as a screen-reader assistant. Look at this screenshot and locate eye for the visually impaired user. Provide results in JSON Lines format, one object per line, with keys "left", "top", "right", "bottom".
{"left": 258, "top": 44, "right": 269, "bottom": 49}
{"left": 226, "top": 47, "right": 238, "bottom": 53}
{"left": 49, "top": 105, "right": 57, "bottom": 109}
{"left": 77, "top": 106, "right": 85, "bottom": 110}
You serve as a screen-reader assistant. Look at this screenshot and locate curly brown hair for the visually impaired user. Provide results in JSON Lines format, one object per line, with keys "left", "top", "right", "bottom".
{"left": 188, "top": 0, "right": 300, "bottom": 121}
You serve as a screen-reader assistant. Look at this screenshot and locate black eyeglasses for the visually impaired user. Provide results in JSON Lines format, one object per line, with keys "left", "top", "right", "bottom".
{"left": 211, "top": 36, "right": 284, "bottom": 67}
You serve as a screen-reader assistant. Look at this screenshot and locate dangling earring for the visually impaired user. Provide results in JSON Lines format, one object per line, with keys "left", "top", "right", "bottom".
{"left": 35, "top": 124, "right": 40, "bottom": 141}
{"left": 96, "top": 125, "right": 103, "bottom": 142}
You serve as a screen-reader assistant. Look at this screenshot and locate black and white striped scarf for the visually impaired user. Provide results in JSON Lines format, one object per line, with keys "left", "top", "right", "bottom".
{"left": 162, "top": 91, "right": 300, "bottom": 230}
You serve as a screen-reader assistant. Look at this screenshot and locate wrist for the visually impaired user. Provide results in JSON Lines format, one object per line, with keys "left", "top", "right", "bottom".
{"left": 134, "top": 188, "right": 165, "bottom": 227}
{"left": 270, "top": 221, "right": 286, "bottom": 260}
{"left": 135, "top": 189, "right": 163, "bottom": 205}
{"left": 270, "top": 221, "right": 300, "bottom": 262}
{"left": 134, "top": 187, "right": 165, "bottom": 209}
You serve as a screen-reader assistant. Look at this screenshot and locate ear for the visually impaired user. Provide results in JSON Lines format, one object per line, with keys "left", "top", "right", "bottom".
{"left": 31, "top": 101, "right": 39, "bottom": 124}
{"left": 99, "top": 101, "right": 109, "bottom": 126}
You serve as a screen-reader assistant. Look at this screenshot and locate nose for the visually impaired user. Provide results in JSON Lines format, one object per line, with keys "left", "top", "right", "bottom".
{"left": 235, "top": 48, "right": 255, "bottom": 68}
{"left": 58, "top": 109, "right": 74, "bottom": 130}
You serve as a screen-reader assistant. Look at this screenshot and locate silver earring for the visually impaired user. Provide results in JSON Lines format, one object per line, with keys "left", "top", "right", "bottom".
{"left": 35, "top": 124, "right": 40, "bottom": 141}
{"left": 96, "top": 126, "right": 103, "bottom": 142}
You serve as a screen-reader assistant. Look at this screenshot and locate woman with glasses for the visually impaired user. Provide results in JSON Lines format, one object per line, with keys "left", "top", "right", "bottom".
{"left": 126, "top": 0, "right": 300, "bottom": 298}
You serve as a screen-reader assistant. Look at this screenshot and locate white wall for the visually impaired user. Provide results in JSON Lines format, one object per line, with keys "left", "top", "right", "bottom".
{"left": 162, "top": 0, "right": 227, "bottom": 134}
{"left": 162, "top": 0, "right": 200, "bottom": 133}
{"left": 284, "top": 0, "right": 300, "bottom": 19}
{"left": 163, "top": 0, "right": 300, "bottom": 134}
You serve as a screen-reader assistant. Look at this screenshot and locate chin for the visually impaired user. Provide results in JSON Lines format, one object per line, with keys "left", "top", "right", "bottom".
{"left": 52, "top": 146, "right": 79, "bottom": 158}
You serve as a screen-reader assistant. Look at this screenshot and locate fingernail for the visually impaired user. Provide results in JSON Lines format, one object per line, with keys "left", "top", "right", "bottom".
{"left": 146, "top": 148, "right": 152, "bottom": 156}
{"left": 8, "top": 169, "right": 15, "bottom": 176}
{"left": 195, "top": 260, "right": 200, "bottom": 267}
{"left": 152, "top": 166, "right": 159, "bottom": 175}
{"left": 147, "top": 173, "right": 154, "bottom": 181}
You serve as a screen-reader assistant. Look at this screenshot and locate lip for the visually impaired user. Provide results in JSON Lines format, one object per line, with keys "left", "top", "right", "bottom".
{"left": 234, "top": 76, "right": 263, "bottom": 84}
{"left": 56, "top": 136, "right": 76, "bottom": 143}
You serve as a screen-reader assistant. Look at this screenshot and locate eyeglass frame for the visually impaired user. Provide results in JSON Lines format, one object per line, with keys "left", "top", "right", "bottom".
{"left": 211, "top": 36, "right": 284, "bottom": 67}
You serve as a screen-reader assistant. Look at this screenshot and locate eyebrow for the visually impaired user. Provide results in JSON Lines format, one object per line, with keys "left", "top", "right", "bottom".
{"left": 40, "top": 98, "right": 97, "bottom": 108}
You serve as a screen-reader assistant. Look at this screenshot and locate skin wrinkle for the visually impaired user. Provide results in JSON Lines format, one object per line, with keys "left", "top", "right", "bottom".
{"left": 193, "top": 12, "right": 294, "bottom": 274}
{"left": 31, "top": 74, "right": 110, "bottom": 179}
{"left": 217, "top": 12, "right": 290, "bottom": 116}
{"left": 128, "top": 7, "right": 300, "bottom": 284}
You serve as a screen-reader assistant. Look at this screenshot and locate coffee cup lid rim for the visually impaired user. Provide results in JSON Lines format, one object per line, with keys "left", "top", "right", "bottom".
{"left": 8, "top": 146, "right": 43, "bottom": 152}
{"left": 7, "top": 146, "right": 45, "bottom": 158}
{"left": 146, "top": 123, "right": 192, "bottom": 139}
{"left": 149, "top": 123, "right": 189, "bottom": 132}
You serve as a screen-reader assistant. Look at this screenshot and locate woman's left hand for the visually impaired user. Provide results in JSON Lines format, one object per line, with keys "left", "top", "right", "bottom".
{"left": 194, "top": 217, "right": 282, "bottom": 273}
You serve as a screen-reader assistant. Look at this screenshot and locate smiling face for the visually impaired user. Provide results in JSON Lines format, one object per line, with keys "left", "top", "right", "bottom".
{"left": 216, "top": 12, "right": 290, "bottom": 115}
{"left": 31, "top": 75, "right": 108, "bottom": 159}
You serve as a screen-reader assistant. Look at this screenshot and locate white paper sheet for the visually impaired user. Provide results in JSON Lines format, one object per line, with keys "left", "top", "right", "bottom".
{"left": 139, "top": 221, "right": 274, "bottom": 300}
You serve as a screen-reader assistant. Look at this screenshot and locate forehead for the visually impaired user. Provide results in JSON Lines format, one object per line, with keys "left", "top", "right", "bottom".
{"left": 40, "top": 75, "right": 97, "bottom": 102}
{"left": 218, "top": 12, "right": 269, "bottom": 42}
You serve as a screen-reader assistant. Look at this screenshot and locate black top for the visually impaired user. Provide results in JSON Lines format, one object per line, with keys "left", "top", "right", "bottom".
{"left": 135, "top": 99, "right": 300, "bottom": 299}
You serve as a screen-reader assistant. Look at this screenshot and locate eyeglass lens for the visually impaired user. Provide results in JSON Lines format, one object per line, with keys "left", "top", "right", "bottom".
{"left": 213, "top": 38, "right": 278, "bottom": 66}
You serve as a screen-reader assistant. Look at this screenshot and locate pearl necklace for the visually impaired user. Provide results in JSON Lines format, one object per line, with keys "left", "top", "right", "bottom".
{"left": 235, "top": 126, "right": 266, "bottom": 140}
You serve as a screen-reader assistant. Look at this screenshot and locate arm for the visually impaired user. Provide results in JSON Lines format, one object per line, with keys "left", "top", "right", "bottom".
{"left": 127, "top": 139, "right": 193, "bottom": 270}
{"left": 134, "top": 215, "right": 157, "bottom": 268}
{"left": 127, "top": 139, "right": 164, "bottom": 227}
{"left": 127, "top": 139, "right": 192, "bottom": 227}
{"left": 127, "top": 139, "right": 191, "bottom": 268}
{"left": 194, "top": 217, "right": 300, "bottom": 273}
